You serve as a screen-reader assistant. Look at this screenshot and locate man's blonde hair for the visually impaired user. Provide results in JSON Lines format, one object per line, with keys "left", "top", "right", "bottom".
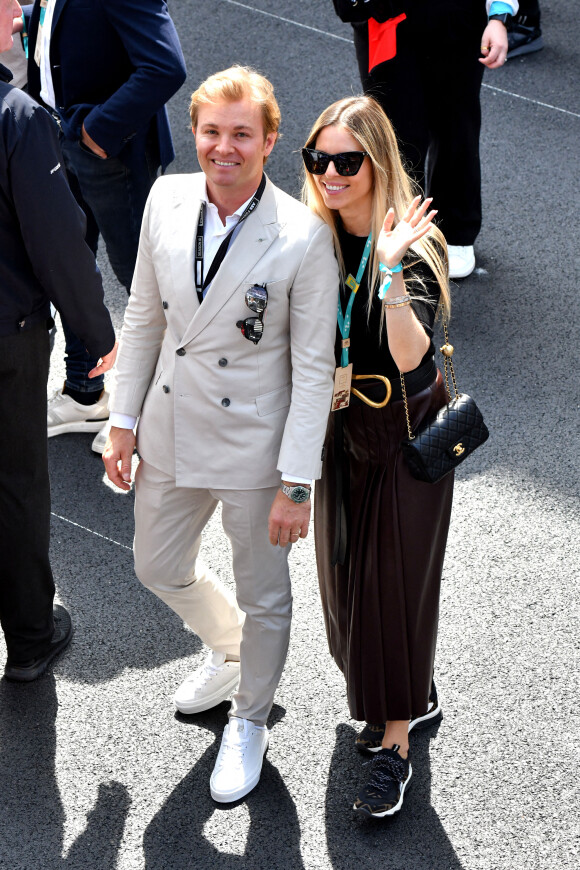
{"left": 189, "top": 65, "right": 281, "bottom": 140}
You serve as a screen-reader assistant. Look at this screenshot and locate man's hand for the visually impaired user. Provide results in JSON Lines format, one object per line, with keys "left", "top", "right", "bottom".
{"left": 479, "top": 20, "right": 509, "bottom": 68}
{"left": 102, "top": 426, "right": 136, "bottom": 491}
{"left": 88, "top": 341, "right": 118, "bottom": 378}
{"left": 81, "top": 123, "right": 108, "bottom": 159}
{"left": 268, "top": 489, "right": 311, "bottom": 547}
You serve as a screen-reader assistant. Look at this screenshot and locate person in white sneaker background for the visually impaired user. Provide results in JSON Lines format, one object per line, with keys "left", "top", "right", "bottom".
{"left": 335, "top": 0, "right": 519, "bottom": 279}
{"left": 103, "top": 67, "right": 338, "bottom": 803}
{"left": 24, "top": 0, "right": 186, "bottom": 454}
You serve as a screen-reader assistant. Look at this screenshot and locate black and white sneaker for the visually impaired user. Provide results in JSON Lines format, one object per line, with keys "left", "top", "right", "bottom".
{"left": 355, "top": 681, "right": 442, "bottom": 754}
{"left": 355, "top": 722, "right": 385, "bottom": 754}
{"left": 353, "top": 745, "right": 412, "bottom": 818}
{"left": 507, "top": 22, "right": 544, "bottom": 59}
{"left": 409, "top": 680, "right": 442, "bottom": 733}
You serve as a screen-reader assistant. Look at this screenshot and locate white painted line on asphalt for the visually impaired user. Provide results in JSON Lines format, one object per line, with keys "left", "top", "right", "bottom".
{"left": 51, "top": 512, "right": 133, "bottom": 551}
{"left": 480, "top": 83, "right": 580, "bottom": 118}
{"left": 219, "top": 0, "right": 353, "bottom": 42}
{"left": 220, "top": 0, "right": 580, "bottom": 119}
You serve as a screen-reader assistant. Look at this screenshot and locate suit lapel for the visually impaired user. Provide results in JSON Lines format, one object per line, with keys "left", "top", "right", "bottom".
{"left": 167, "top": 176, "right": 204, "bottom": 329}
{"left": 179, "top": 177, "right": 280, "bottom": 347}
{"left": 51, "top": 0, "right": 69, "bottom": 34}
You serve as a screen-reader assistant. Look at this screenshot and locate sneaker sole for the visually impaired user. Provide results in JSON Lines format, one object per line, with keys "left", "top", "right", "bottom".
{"left": 91, "top": 438, "right": 107, "bottom": 455}
{"left": 174, "top": 672, "right": 240, "bottom": 715}
{"left": 449, "top": 260, "right": 475, "bottom": 279}
{"left": 507, "top": 37, "right": 544, "bottom": 59}
{"left": 353, "top": 764, "right": 412, "bottom": 818}
{"left": 210, "top": 737, "right": 269, "bottom": 803}
{"left": 408, "top": 704, "right": 443, "bottom": 732}
{"left": 48, "top": 418, "right": 109, "bottom": 437}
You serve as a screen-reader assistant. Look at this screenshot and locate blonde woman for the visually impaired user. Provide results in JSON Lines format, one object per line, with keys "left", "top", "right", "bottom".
{"left": 302, "top": 95, "right": 454, "bottom": 818}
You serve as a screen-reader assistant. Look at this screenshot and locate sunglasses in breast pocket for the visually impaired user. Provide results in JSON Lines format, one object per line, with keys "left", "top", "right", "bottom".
{"left": 236, "top": 284, "right": 268, "bottom": 345}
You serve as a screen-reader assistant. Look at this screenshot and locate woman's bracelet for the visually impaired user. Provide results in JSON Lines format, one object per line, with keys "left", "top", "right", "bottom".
{"left": 378, "top": 261, "right": 403, "bottom": 274}
{"left": 377, "top": 261, "right": 403, "bottom": 300}
{"left": 383, "top": 294, "right": 412, "bottom": 309}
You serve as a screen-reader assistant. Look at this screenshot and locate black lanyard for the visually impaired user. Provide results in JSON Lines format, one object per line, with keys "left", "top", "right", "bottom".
{"left": 195, "top": 173, "right": 266, "bottom": 305}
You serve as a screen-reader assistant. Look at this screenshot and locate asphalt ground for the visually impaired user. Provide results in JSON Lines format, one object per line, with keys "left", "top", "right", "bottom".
{"left": 1, "top": 2, "right": 579, "bottom": 868}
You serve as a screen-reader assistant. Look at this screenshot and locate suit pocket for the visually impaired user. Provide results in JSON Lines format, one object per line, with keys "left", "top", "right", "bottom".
{"left": 255, "top": 384, "right": 292, "bottom": 417}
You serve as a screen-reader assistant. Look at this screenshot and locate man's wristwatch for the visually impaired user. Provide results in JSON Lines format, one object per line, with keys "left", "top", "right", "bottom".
{"left": 281, "top": 483, "right": 311, "bottom": 504}
{"left": 488, "top": 12, "right": 512, "bottom": 26}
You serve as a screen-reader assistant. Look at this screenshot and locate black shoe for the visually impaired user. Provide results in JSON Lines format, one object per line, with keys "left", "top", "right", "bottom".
{"left": 355, "top": 722, "right": 385, "bottom": 754}
{"left": 409, "top": 680, "right": 442, "bottom": 732}
{"left": 507, "top": 23, "right": 544, "bottom": 59}
{"left": 4, "top": 605, "right": 73, "bottom": 682}
{"left": 355, "top": 681, "right": 442, "bottom": 754}
{"left": 353, "top": 745, "right": 412, "bottom": 818}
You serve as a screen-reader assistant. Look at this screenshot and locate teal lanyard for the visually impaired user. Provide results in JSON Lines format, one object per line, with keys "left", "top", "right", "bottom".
{"left": 337, "top": 233, "right": 372, "bottom": 367}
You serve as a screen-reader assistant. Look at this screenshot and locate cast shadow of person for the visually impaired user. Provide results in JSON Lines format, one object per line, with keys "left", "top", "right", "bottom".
{"left": 325, "top": 722, "right": 465, "bottom": 870}
{"left": 143, "top": 702, "right": 305, "bottom": 870}
{"left": 0, "top": 676, "right": 130, "bottom": 870}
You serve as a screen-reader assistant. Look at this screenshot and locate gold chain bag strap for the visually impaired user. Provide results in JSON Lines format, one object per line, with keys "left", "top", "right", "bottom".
{"left": 399, "top": 322, "right": 490, "bottom": 483}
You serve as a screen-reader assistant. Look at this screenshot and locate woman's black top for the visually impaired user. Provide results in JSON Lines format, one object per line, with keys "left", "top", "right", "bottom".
{"left": 336, "top": 223, "right": 440, "bottom": 379}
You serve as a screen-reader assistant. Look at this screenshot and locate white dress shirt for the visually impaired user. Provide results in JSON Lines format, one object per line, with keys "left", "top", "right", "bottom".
{"left": 37, "top": 0, "right": 57, "bottom": 110}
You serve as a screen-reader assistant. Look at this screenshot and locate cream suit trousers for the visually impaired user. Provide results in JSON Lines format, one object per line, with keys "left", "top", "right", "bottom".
{"left": 133, "top": 460, "right": 293, "bottom": 726}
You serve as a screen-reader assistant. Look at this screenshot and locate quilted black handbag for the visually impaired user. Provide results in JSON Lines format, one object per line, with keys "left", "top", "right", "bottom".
{"left": 400, "top": 323, "right": 489, "bottom": 484}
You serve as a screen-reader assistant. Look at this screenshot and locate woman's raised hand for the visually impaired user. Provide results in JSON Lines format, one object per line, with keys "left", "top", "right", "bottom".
{"left": 377, "top": 196, "right": 437, "bottom": 269}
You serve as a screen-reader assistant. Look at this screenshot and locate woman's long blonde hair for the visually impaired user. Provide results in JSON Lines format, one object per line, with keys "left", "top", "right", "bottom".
{"left": 302, "top": 95, "right": 450, "bottom": 319}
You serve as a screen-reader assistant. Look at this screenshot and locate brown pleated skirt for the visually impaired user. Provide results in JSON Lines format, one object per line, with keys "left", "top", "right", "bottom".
{"left": 314, "top": 371, "right": 454, "bottom": 724}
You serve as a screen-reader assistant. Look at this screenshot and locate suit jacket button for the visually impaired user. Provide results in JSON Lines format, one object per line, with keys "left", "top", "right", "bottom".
{"left": 163, "top": 385, "right": 170, "bottom": 394}
{"left": 162, "top": 301, "right": 169, "bottom": 309}
{"left": 176, "top": 348, "right": 186, "bottom": 356}
{"left": 218, "top": 358, "right": 228, "bottom": 367}
{"left": 221, "top": 398, "right": 230, "bottom": 407}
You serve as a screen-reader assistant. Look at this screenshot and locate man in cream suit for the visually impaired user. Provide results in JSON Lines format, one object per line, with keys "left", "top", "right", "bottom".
{"left": 103, "top": 67, "right": 338, "bottom": 803}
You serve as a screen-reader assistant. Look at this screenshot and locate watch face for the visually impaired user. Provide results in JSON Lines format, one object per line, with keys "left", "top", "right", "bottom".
{"left": 287, "top": 485, "right": 310, "bottom": 503}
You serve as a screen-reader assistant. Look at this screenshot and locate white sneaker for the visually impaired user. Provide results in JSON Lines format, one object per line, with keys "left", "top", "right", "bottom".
{"left": 91, "top": 420, "right": 112, "bottom": 455}
{"left": 210, "top": 716, "right": 269, "bottom": 803}
{"left": 448, "top": 245, "right": 475, "bottom": 279}
{"left": 47, "top": 386, "right": 109, "bottom": 437}
{"left": 174, "top": 650, "right": 240, "bottom": 715}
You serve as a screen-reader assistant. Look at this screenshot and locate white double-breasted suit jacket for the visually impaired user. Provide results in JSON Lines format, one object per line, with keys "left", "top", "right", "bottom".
{"left": 113, "top": 172, "right": 340, "bottom": 489}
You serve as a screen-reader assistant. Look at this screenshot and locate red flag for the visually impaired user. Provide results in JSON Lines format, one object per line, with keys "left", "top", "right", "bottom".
{"left": 368, "top": 13, "right": 407, "bottom": 73}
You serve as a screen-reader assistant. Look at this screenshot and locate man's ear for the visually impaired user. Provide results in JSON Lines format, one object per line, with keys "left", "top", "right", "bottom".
{"left": 264, "top": 131, "right": 277, "bottom": 158}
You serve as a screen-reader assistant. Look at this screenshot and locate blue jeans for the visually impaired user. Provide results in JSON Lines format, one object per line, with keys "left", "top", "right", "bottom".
{"left": 59, "top": 133, "right": 159, "bottom": 393}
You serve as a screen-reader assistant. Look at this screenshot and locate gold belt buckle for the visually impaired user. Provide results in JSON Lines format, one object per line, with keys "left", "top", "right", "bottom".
{"left": 351, "top": 374, "right": 392, "bottom": 409}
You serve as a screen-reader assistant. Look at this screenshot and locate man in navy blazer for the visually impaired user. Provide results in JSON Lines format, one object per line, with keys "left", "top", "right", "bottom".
{"left": 25, "top": 0, "right": 186, "bottom": 451}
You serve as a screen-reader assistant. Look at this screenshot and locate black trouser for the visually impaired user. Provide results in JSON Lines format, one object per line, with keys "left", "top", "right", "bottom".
{"left": 353, "top": 1, "right": 487, "bottom": 245}
{"left": 517, "top": 0, "right": 540, "bottom": 23}
{"left": 0, "top": 324, "right": 55, "bottom": 663}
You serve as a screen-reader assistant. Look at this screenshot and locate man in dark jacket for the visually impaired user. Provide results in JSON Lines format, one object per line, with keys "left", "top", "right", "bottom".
{"left": 24, "top": 0, "right": 186, "bottom": 452}
{"left": 0, "top": 0, "right": 116, "bottom": 681}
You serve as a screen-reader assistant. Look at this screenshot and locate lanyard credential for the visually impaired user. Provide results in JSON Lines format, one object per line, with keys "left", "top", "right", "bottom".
{"left": 194, "top": 173, "right": 266, "bottom": 305}
{"left": 337, "top": 233, "right": 372, "bottom": 367}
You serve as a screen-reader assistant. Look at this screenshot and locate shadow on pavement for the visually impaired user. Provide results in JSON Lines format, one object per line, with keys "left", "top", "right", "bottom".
{"left": 0, "top": 676, "right": 130, "bottom": 870}
{"left": 143, "top": 703, "right": 304, "bottom": 870}
{"left": 324, "top": 723, "right": 464, "bottom": 870}
{"left": 42, "top": 435, "right": 207, "bottom": 684}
